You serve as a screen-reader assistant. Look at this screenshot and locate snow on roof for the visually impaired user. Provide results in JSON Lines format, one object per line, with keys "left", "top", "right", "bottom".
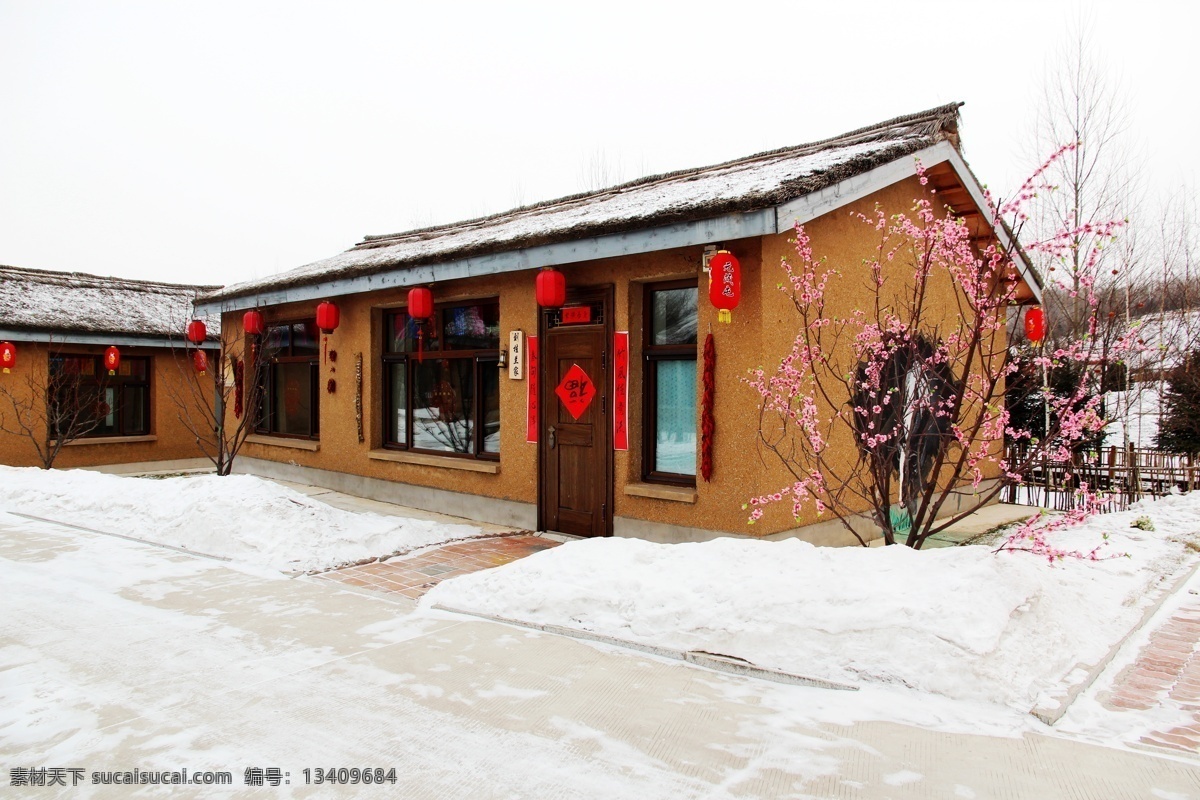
{"left": 202, "top": 103, "right": 964, "bottom": 303}
{"left": 0, "top": 265, "right": 220, "bottom": 340}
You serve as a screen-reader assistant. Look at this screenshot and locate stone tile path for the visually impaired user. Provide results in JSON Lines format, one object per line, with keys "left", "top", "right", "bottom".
{"left": 1101, "top": 598, "right": 1200, "bottom": 755}
{"left": 319, "top": 534, "right": 561, "bottom": 600}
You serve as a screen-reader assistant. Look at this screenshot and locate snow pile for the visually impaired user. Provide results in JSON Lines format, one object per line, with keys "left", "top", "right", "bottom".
{"left": 425, "top": 495, "right": 1200, "bottom": 709}
{"left": 0, "top": 467, "right": 490, "bottom": 572}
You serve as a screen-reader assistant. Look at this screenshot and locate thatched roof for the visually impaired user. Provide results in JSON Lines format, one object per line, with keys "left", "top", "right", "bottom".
{"left": 0, "top": 265, "right": 220, "bottom": 340}
{"left": 201, "top": 103, "right": 965, "bottom": 304}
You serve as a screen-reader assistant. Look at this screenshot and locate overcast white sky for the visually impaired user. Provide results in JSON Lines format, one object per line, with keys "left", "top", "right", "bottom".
{"left": 1, "top": 1, "right": 1195, "bottom": 288}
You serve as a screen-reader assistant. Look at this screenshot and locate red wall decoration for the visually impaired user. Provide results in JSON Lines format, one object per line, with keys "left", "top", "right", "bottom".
{"left": 526, "top": 335, "right": 539, "bottom": 443}
{"left": 701, "top": 333, "right": 715, "bottom": 482}
{"left": 613, "top": 331, "right": 629, "bottom": 450}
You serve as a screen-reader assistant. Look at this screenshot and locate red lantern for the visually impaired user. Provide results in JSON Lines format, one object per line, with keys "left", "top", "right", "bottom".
{"left": 536, "top": 268, "right": 567, "bottom": 309}
{"left": 193, "top": 349, "right": 208, "bottom": 375}
{"left": 316, "top": 301, "right": 340, "bottom": 335}
{"left": 104, "top": 346, "right": 121, "bottom": 375}
{"left": 186, "top": 319, "right": 207, "bottom": 345}
{"left": 708, "top": 250, "right": 741, "bottom": 323}
{"left": 407, "top": 287, "right": 434, "bottom": 363}
{"left": 0, "top": 341, "right": 15, "bottom": 374}
{"left": 243, "top": 309, "right": 264, "bottom": 336}
{"left": 407, "top": 287, "right": 433, "bottom": 320}
{"left": 1025, "top": 307, "right": 1046, "bottom": 343}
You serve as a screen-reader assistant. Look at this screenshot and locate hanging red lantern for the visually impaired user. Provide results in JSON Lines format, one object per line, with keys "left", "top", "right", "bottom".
{"left": 186, "top": 319, "right": 207, "bottom": 345}
{"left": 104, "top": 346, "right": 121, "bottom": 375}
{"left": 535, "top": 268, "right": 567, "bottom": 309}
{"left": 1024, "top": 307, "right": 1046, "bottom": 343}
{"left": 407, "top": 287, "right": 434, "bottom": 363}
{"left": 193, "top": 349, "right": 208, "bottom": 375}
{"left": 0, "top": 341, "right": 15, "bottom": 374}
{"left": 243, "top": 309, "right": 265, "bottom": 336}
{"left": 708, "top": 250, "right": 741, "bottom": 323}
{"left": 316, "top": 301, "right": 340, "bottom": 335}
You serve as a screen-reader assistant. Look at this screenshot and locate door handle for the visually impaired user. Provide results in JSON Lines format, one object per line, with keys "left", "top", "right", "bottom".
{"left": 548, "top": 426, "right": 556, "bottom": 450}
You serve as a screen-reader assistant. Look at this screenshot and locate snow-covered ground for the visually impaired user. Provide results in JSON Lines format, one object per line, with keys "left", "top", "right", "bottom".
{"left": 0, "top": 466, "right": 492, "bottom": 573}
{"left": 425, "top": 493, "right": 1200, "bottom": 712}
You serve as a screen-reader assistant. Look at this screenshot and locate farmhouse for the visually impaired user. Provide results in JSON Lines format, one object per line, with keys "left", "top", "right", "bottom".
{"left": 0, "top": 265, "right": 218, "bottom": 471}
{"left": 194, "top": 103, "right": 1039, "bottom": 544}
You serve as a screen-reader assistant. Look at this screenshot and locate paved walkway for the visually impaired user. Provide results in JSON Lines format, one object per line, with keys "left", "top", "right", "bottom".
{"left": 320, "top": 534, "right": 562, "bottom": 599}
{"left": 1101, "top": 595, "right": 1200, "bottom": 755}
{"left": 5, "top": 512, "right": 1200, "bottom": 798}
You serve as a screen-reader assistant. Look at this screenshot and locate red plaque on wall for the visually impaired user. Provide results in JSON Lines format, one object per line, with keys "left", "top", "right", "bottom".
{"left": 560, "top": 306, "right": 592, "bottom": 325}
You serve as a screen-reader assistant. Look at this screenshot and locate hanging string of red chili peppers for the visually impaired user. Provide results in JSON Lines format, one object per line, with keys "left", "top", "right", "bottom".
{"left": 232, "top": 357, "right": 244, "bottom": 419}
{"left": 701, "top": 332, "right": 715, "bottom": 482}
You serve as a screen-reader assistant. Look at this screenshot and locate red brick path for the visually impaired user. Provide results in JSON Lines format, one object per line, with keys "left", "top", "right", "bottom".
{"left": 319, "top": 534, "right": 561, "bottom": 600}
{"left": 1101, "top": 600, "right": 1200, "bottom": 755}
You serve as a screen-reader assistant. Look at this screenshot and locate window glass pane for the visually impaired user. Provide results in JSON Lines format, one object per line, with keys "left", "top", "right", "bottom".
{"left": 412, "top": 358, "right": 475, "bottom": 453}
{"left": 481, "top": 361, "right": 500, "bottom": 454}
{"left": 93, "top": 387, "right": 118, "bottom": 436}
{"left": 292, "top": 322, "right": 319, "bottom": 356}
{"left": 655, "top": 359, "right": 696, "bottom": 475}
{"left": 122, "top": 358, "right": 148, "bottom": 380}
{"left": 272, "top": 362, "right": 314, "bottom": 436}
{"left": 122, "top": 386, "right": 148, "bottom": 435}
{"left": 266, "top": 324, "right": 290, "bottom": 354}
{"left": 388, "top": 361, "right": 407, "bottom": 445}
{"left": 387, "top": 313, "right": 412, "bottom": 353}
{"left": 652, "top": 287, "right": 698, "bottom": 345}
{"left": 443, "top": 304, "right": 500, "bottom": 350}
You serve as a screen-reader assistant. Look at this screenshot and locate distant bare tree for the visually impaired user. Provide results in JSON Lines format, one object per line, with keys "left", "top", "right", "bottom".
{"left": 578, "top": 147, "right": 626, "bottom": 192}
{"left": 165, "top": 327, "right": 275, "bottom": 476}
{"left": 0, "top": 339, "right": 105, "bottom": 468}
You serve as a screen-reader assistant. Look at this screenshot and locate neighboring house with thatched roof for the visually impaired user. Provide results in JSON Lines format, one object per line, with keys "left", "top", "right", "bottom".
{"left": 0, "top": 265, "right": 219, "bottom": 469}
{"left": 194, "top": 103, "right": 1040, "bottom": 544}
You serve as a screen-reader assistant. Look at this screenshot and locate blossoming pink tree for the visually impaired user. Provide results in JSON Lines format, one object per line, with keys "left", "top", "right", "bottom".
{"left": 747, "top": 148, "right": 1130, "bottom": 549}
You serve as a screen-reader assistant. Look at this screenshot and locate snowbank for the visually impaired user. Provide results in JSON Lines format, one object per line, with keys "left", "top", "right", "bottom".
{"left": 425, "top": 495, "right": 1200, "bottom": 710}
{"left": 0, "top": 467, "right": 490, "bottom": 573}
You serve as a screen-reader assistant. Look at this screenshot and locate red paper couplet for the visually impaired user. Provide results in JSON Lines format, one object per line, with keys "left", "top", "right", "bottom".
{"left": 555, "top": 364, "right": 595, "bottom": 420}
{"left": 526, "top": 336, "right": 539, "bottom": 443}
{"left": 613, "top": 332, "right": 629, "bottom": 450}
{"left": 560, "top": 306, "right": 592, "bottom": 325}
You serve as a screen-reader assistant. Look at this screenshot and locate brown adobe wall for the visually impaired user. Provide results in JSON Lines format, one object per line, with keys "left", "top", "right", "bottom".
{"left": 0, "top": 340, "right": 210, "bottom": 469}
{"left": 231, "top": 240, "right": 769, "bottom": 537}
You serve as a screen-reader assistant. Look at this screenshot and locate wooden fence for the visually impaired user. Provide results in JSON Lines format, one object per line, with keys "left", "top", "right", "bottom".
{"left": 1003, "top": 444, "right": 1198, "bottom": 512}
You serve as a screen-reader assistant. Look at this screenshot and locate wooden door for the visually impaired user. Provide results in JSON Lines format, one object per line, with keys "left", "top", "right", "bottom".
{"left": 539, "top": 288, "right": 612, "bottom": 537}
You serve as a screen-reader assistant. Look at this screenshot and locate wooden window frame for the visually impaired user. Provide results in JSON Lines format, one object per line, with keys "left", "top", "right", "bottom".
{"left": 382, "top": 299, "right": 500, "bottom": 461}
{"left": 642, "top": 279, "right": 698, "bottom": 486}
{"left": 50, "top": 354, "right": 152, "bottom": 439}
{"left": 255, "top": 320, "right": 320, "bottom": 440}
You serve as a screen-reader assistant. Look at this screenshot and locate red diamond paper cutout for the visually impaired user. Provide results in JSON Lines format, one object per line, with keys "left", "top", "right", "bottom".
{"left": 555, "top": 363, "right": 596, "bottom": 420}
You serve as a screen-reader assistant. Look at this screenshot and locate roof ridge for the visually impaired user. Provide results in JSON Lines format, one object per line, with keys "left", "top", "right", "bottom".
{"left": 355, "top": 102, "right": 962, "bottom": 250}
{"left": 0, "top": 264, "right": 221, "bottom": 294}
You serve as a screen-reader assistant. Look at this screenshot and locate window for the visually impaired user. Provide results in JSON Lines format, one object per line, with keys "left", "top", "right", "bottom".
{"left": 256, "top": 321, "right": 320, "bottom": 439}
{"left": 383, "top": 301, "right": 500, "bottom": 459}
{"left": 50, "top": 355, "right": 151, "bottom": 438}
{"left": 643, "top": 281, "right": 698, "bottom": 484}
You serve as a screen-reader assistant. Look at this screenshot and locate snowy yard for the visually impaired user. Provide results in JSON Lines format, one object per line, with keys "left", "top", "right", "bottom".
{"left": 0, "top": 466, "right": 493, "bottom": 573}
{"left": 3, "top": 464, "right": 1200, "bottom": 720}
{"left": 425, "top": 494, "right": 1200, "bottom": 712}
